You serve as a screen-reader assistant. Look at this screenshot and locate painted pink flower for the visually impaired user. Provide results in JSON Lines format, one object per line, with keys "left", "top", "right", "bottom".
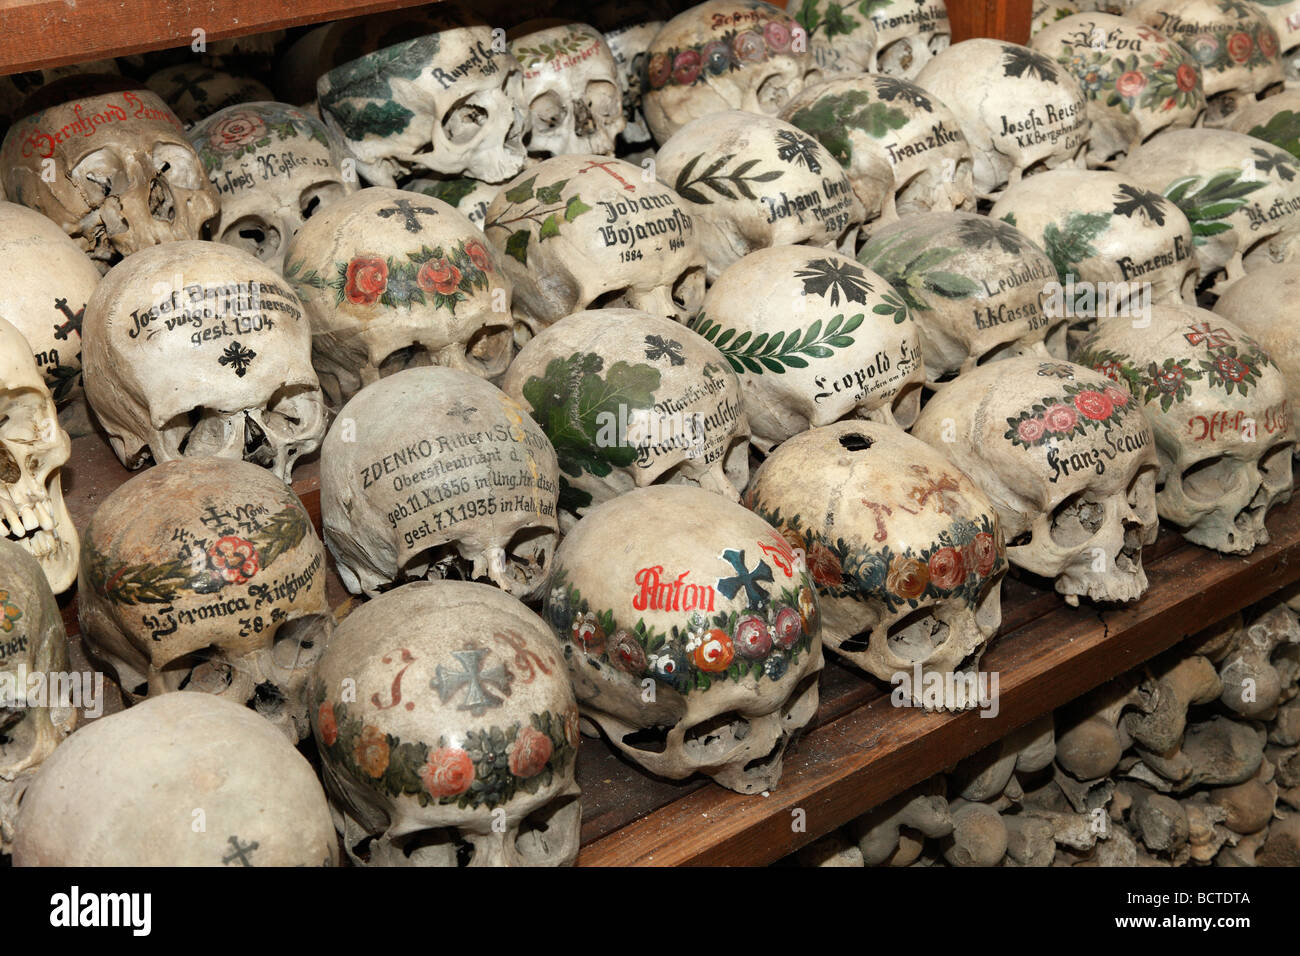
{"left": 1043, "top": 404, "right": 1078, "bottom": 433}
{"left": 927, "top": 546, "right": 966, "bottom": 590}
{"left": 734, "top": 615, "right": 773, "bottom": 659}
{"left": 421, "top": 747, "right": 474, "bottom": 797}
{"left": 1017, "top": 417, "right": 1046, "bottom": 443}
{"left": 764, "top": 19, "right": 793, "bottom": 53}
{"left": 672, "top": 49, "right": 703, "bottom": 86}
{"left": 1115, "top": 70, "right": 1147, "bottom": 98}
{"left": 508, "top": 725, "right": 553, "bottom": 778}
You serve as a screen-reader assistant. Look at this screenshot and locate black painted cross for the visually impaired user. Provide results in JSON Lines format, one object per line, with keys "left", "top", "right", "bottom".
{"left": 432, "top": 646, "right": 512, "bottom": 716}
{"left": 378, "top": 198, "right": 437, "bottom": 233}
{"left": 222, "top": 835, "right": 259, "bottom": 866}
{"left": 52, "top": 298, "right": 83, "bottom": 341}
{"left": 577, "top": 159, "right": 636, "bottom": 192}
{"left": 198, "top": 505, "right": 236, "bottom": 534}
{"left": 716, "top": 549, "right": 774, "bottom": 608}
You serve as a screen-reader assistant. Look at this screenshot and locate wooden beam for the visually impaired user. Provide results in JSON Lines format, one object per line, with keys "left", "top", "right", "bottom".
{"left": 948, "top": 0, "right": 1033, "bottom": 44}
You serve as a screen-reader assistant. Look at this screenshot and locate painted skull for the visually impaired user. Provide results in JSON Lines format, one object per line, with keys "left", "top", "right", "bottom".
{"left": 0, "top": 83, "right": 220, "bottom": 271}
{"left": 914, "top": 38, "right": 1091, "bottom": 200}
{"left": 789, "top": 0, "right": 879, "bottom": 78}
{"left": 654, "top": 110, "right": 865, "bottom": 281}
{"left": 856, "top": 211, "right": 1066, "bottom": 386}
{"left": 1031, "top": 13, "right": 1205, "bottom": 167}
{"left": 484, "top": 155, "right": 705, "bottom": 332}
{"left": 310, "top": 580, "right": 581, "bottom": 866}
{"left": 82, "top": 241, "right": 325, "bottom": 481}
{"left": 284, "top": 187, "right": 515, "bottom": 405}
{"left": 861, "top": 0, "right": 952, "bottom": 79}
{"left": 404, "top": 176, "right": 497, "bottom": 230}
{"left": 511, "top": 22, "right": 626, "bottom": 157}
{"left": 77, "top": 457, "right": 332, "bottom": 741}
{"left": 1228, "top": 87, "right": 1300, "bottom": 157}
{"left": 1075, "top": 303, "right": 1295, "bottom": 553}
{"left": 601, "top": 16, "right": 667, "bottom": 144}
{"left": 747, "top": 420, "right": 1006, "bottom": 707}
{"left": 693, "top": 245, "right": 926, "bottom": 450}
{"left": 146, "top": 65, "right": 275, "bottom": 126}
{"left": 501, "top": 308, "right": 749, "bottom": 521}
{"left": 912, "top": 356, "right": 1160, "bottom": 604}
{"left": 189, "top": 102, "right": 358, "bottom": 272}
{"left": 641, "top": 0, "right": 811, "bottom": 143}
{"left": 543, "top": 484, "right": 823, "bottom": 793}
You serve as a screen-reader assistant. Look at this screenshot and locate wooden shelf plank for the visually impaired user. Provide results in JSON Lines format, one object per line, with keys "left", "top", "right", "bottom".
{"left": 950, "top": 0, "right": 1032, "bottom": 44}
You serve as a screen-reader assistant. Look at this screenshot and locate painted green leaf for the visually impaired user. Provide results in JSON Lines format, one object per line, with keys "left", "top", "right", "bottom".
{"left": 504, "top": 175, "right": 538, "bottom": 204}
{"left": 538, "top": 214, "right": 561, "bottom": 240}
{"left": 536, "top": 179, "right": 568, "bottom": 204}
{"left": 564, "top": 195, "right": 592, "bottom": 221}
{"left": 504, "top": 230, "right": 530, "bottom": 265}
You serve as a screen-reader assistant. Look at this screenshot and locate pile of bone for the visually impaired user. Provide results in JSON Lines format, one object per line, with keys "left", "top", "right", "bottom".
{"left": 793, "top": 588, "right": 1300, "bottom": 867}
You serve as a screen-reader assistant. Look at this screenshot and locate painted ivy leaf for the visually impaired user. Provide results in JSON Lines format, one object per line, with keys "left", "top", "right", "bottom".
{"left": 536, "top": 179, "right": 568, "bottom": 204}
{"left": 538, "top": 214, "right": 561, "bottom": 240}
{"left": 504, "top": 175, "right": 537, "bottom": 204}
{"left": 504, "top": 230, "right": 530, "bottom": 265}
{"left": 412, "top": 177, "right": 478, "bottom": 208}
{"left": 564, "top": 195, "right": 592, "bottom": 221}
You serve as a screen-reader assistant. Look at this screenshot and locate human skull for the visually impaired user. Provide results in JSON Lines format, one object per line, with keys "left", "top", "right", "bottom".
{"left": 780, "top": 74, "right": 975, "bottom": 229}
{"left": 747, "top": 420, "right": 1006, "bottom": 707}
{"left": 912, "top": 356, "right": 1160, "bottom": 604}
{"left": 655, "top": 111, "right": 865, "bottom": 281}
{"left": 285, "top": 187, "right": 515, "bottom": 405}
{"left": 602, "top": 18, "right": 666, "bottom": 144}
{"left": 543, "top": 484, "right": 823, "bottom": 793}
{"left": 1213, "top": 261, "right": 1300, "bottom": 438}
{"left": 1258, "top": 0, "right": 1300, "bottom": 84}
{"left": 0, "top": 317, "right": 76, "bottom": 594}
{"left": 0, "top": 538, "right": 76, "bottom": 852}
{"left": 0, "top": 58, "right": 120, "bottom": 128}
{"left": 1117, "top": 128, "right": 1300, "bottom": 294}
{"left": 856, "top": 211, "right": 1066, "bottom": 386}
{"left": 146, "top": 65, "right": 275, "bottom": 126}
{"left": 311, "top": 580, "right": 580, "bottom": 866}
{"left": 787, "top": 0, "right": 878, "bottom": 78}
{"left": 82, "top": 241, "right": 325, "bottom": 480}
{"left": 322, "top": 366, "right": 559, "bottom": 599}
{"left": 0, "top": 83, "right": 220, "bottom": 271}
{"left": 1128, "top": 0, "right": 1283, "bottom": 128}
{"left": 694, "top": 246, "right": 926, "bottom": 450}
{"left": 0, "top": 202, "right": 100, "bottom": 402}
{"left": 502, "top": 308, "right": 749, "bottom": 520}
{"left": 13, "top": 693, "right": 337, "bottom": 865}
{"left": 510, "top": 22, "right": 626, "bottom": 157}
{"left": 78, "top": 457, "right": 332, "bottom": 740}
{"left": 1031, "top": 13, "right": 1205, "bottom": 167}
{"left": 316, "top": 8, "right": 528, "bottom": 187}
{"left": 990, "top": 169, "right": 1198, "bottom": 322}
{"left": 641, "top": 0, "right": 810, "bottom": 144}
{"left": 405, "top": 176, "right": 498, "bottom": 229}
{"left": 1031, "top": 2, "right": 1083, "bottom": 36}
{"left": 484, "top": 155, "right": 705, "bottom": 331}
{"left": 189, "top": 102, "right": 358, "bottom": 272}
{"left": 1074, "top": 303, "right": 1294, "bottom": 553}
{"left": 914, "top": 39, "right": 1091, "bottom": 200}
{"left": 1228, "top": 87, "right": 1300, "bottom": 156}
{"left": 862, "top": 0, "right": 952, "bottom": 79}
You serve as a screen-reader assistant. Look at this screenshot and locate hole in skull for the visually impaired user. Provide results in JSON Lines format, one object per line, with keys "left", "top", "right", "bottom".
{"left": 300, "top": 181, "right": 346, "bottom": 221}
{"left": 1259, "top": 442, "right": 1294, "bottom": 492}
{"left": 221, "top": 215, "right": 281, "bottom": 260}
{"left": 378, "top": 344, "right": 434, "bottom": 378}
{"left": 975, "top": 339, "right": 1020, "bottom": 367}
{"left": 838, "top": 432, "right": 873, "bottom": 451}
{"left": 385, "top": 826, "right": 475, "bottom": 865}
{"left": 1048, "top": 492, "right": 1104, "bottom": 549}
{"left": 350, "top": 835, "right": 376, "bottom": 863}
{"left": 684, "top": 711, "right": 750, "bottom": 755}
{"left": 1181, "top": 455, "right": 1244, "bottom": 504}
{"left": 742, "top": 732, "right": 787, "bottom": 774}
{"left": 589, "top": 286, "right": 631, "bottom": 310}
{"left": 878, "top": 38, "right": 915, "bottom": 74}
{"left": 840, "top": 627, "right": 872, "bottom": 653}
{"left": 154, "top": 143, "right": 204, "bottom": 191}
{"left": 251, "top": 680, "right": 286, "bottom": 719}
{"left": 271, "top": 614, "right": 327, "bottom": 672}
{"left": 463, "top": 324, "right": 514, "bottom": 377}
{"left": 621, "top": 725, "right": 670, "bottom": 754}
{"left": 527, "top": 91, "right": 567, "bottom": 141}
{"left": 158, "top": 646, "right": 234, "bottom": 695}
{"left": 671, "top": 267, "right": 706, "bottom": 315}
{"left": 754, "top": 72, "right": 793, "bottom": 114}
{"left": 443, "top": 93, "right": 492, "bottom": 145}
{"left": 886, "top": 607, "right": 951, "bottom": 665}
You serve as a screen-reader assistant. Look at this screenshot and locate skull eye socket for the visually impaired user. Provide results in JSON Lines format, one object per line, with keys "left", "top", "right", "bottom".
{"left": 528, "top": 90, "right": 567, "bottom": 133}
{"left": 220, "top": 214, "right": 281, "bottom": 261}
{"left": 0, "top": 392, "right": 51, "bottom": 444}
{"left": 1259, "top": 442, "right": 1295, "bottom": 491}
{"left": 671, "top": 267, "right": 706, "bottom": 315}
{"left": 1181, "top": 455, "right": 1246, "bottom": 504}
{"left": 442, "top": 93, "right": 492, "bottom": 145}
{"left": 1048, "top": 491, "right": 1105, "bottom": 549}
{"left": 300, "top": 181, "right": 346, "bottom": 221}
{"left": 152, "top": 143, "right": 205, "bottom": 191}
{"left": 755, "top": 72, "right": 793, "bottom": 114}
{"left": 585, "top": 79, "right": 620, "bottom": 118}
{"left": 929, "top": 32, "right": 951, "bottom": 55}
{"left": 69, "top": 147, "right": 127, "bottom": 199}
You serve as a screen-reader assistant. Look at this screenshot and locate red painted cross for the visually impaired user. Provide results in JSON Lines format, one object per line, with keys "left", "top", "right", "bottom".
{"left": 1184, "top": 322, "right": 1233, "bottom": 349}
{"left": 577, "top": 159, "right": 636, "bottom": 191}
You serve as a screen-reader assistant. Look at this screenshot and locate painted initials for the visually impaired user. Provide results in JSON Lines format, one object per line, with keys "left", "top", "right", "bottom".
{"left": 370, "top": 648, "right": 417, "bottom": 711}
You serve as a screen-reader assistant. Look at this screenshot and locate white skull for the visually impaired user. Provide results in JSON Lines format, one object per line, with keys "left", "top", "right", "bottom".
{"left": 915, "top": 39, "right": 1091, "bottom": 200}
{"left": 641, "top": 0, "right": 811, "bottom": 144}
{"left": 484, "top": 155, "right": 705, "bottom": 331}
{"left": 912, "top": 356, "right": 1160, "bottom": 604}
{"left": 780, "top": 74, "right": 976, "bottom": 229}
{"left": 0, "top": 202, "right": 100, "bottom": 402}
{"left": 145, "top": 65, "right": 275, "bottom": 126}
{"left": 1128, "top": 0, "right": 1283, "bottom": 127}
{"left": 1074, "top": 303, "right": 1295, "bottom": 553}
{"left": 0, "top": 84, "right": 220, "bottom": 271}
{"left": 788, "top": 0, "right": 879, "bottom": 78}
{"left": 316, "top": 9, "right": 528, "bottom": 186}
{"left": 82, "top": 241, "right": 325, "bottom": 480}
{"left": 77, "top": 457, "right": 333, "bottom": 741}
{"left": 747, "top": 420, "right": 1007, "bottom": 707}
{"left": 310, "top": 580, "right": 581, "bottom": 866}
{"left": 0, "top": 317, "right": 76, "bottom": 594}
{"left": 694, "top": 245, "right": 926, "bottom": 450}
{"left": 284, "top": 187, "right": 515, "bottom": 405}
{"left": 322, "top": 366, "right": 559, "bottom": 599}
{"left": 501, "top": 308, "right": 750, "bottom": 520}
{"left": 856, "top": 211, "right": 1067, "bottom": 386}
{"left": 405, "top": 176, "right": 498, "bottom": 229}
{"left": 0, "top": 58, "right": 120, "bottom": 128}
{"left": 864, "top": 0, "right": 952, "bottom": 79}
{"left": 1117, "top": 128, "right": 1300, "bottom": 295}
{"left": 543, "top": 484, "right": 823, "bottom": 793}
{"left": 655, "top": 111, "right": 865, "bottom": 281}
{"left": 602, "top": 19, "right": 666, "bottom": 144}
{"left": 189, "top": 102, "right": 358, "bottom": 272}
{"left": 13, "top": 693, "right": 337, "bottom": 865}
{"left": 1031, "top": 13, "right": 1206, "bottom": 166}
{"left": 511, "top": 22, "right": 626, "bottom": 157}
{"left": 0, "top": 538, "right": 76, "bottom": 852}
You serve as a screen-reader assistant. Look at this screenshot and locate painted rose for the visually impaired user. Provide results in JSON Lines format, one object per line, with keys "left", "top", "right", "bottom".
{"left": 887, "top": 555, "right": 929, "bottom": 600}
{"left": 672, "top": 49, "right": 703, "bottom": 86}
{"left": 693, "top": 628, "right": 735, "bottom": 672}
{"left": 421, "top": 746, "right": 474, "bottom": 797}
{"left": 807, "top": 540, "right": 843, "bottom": 587}
{"left": 571, "top": 612, "right": 606, "bottom": 653}
{"left": 1189, "top": 34, "right": 1219, "bottom": 65}
{"left": 1155, "top": 364, "right": 1185, "bottom": 394}
{"left": 734, "top": 615, "right": 773, "bottom": 659}
{"left": 1259, "top": 27, "right": 1279, "bottom": 60}
{"left": 964, "top": 532, "right": 998, "bottom": 578}
{"left": 1176, "top": 62, "right": 1198, "bottom": 92}
{"left": 354, "top": 724, "right": 390, "bottom": 778}
{"left": 610, "top": 628, "right": 647, "bottom": 674}
{"left": 1227, "top": 32, "right": 1253, "bottom": 64}
{"left": 344, "top": 256, "right": 387, "bottom": 305}
{"left": 207, "top": 535, "right": 260, "bottom": 584}
{"left": 1043, "top": 403, "right": 1078, "bottom": 433}
{"left": 798, "top": 585, "right": 818, "bottom": 634}
{"left": 1115, "top": 71, "right": 1147, "bottom": 98}
{"left": 1017, "top": 417, "right": 1046, "bottom": 444}
{"left": 317, "top": 700, "right": 338, "bottom": 747}
{"left": 208, "top": 111, "right": 267, "bottom": 151}
{"left": 764, "top": 19, "right": 793, "bottom": 53}
{"left": 1104, "top": 384, "right": 1131, "bottom": 408}
{"left": 772, "top": 606, "right": 802, "bottom": 650}
{"left": 734, "top": 29, "right": 767, "bottom": 64}
{"left": 703, "top": 39, "right": 732, "bottom": 74}
{"left": 418, "top": 258, "right": 461, "bottom": 296}
{"left": 508, "top": 725, "right": 553, "bottom": 778}
{"left": 464, "top": 240, "right": 491, "bottom": 272}
{"left": 647, "top": 52, "right": 671, "bottom": 88}
{"left": 927, "top": 546, "right": 966, "bottom": 590}
{"left": 1073, "top": 389, "right": 1114, "bottom": 421}
{"left": 1215, "top": 354, "right": 1249, "bottom": 382}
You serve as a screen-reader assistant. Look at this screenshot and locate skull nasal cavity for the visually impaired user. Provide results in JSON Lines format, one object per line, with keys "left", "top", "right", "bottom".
{"left": 0, "top": 445, "right": 19, "bottom": 484}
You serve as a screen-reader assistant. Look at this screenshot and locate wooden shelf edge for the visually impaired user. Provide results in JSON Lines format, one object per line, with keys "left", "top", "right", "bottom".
{"left": 576, "top": 498, "right": 1300, "bottom": 866}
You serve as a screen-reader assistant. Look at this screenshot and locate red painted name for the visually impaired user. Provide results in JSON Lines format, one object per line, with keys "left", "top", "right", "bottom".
{"left": 19, "top": 91, "right": 181, "bottom": 160}
{"left": 633, "top": 566, "right": 717, "bottom": 613}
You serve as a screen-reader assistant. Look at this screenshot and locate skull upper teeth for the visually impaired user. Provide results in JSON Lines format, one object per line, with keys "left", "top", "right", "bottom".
{"left": 0, "top": 490, "right": 61, "bottom": 554}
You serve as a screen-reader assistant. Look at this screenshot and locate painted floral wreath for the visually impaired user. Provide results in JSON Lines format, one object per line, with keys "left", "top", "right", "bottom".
{"left": 647, "top": 18, "right": 799, "bottom": 90}
{"left": 1004, "top": 380, "right": 1135, "bottom": 449}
